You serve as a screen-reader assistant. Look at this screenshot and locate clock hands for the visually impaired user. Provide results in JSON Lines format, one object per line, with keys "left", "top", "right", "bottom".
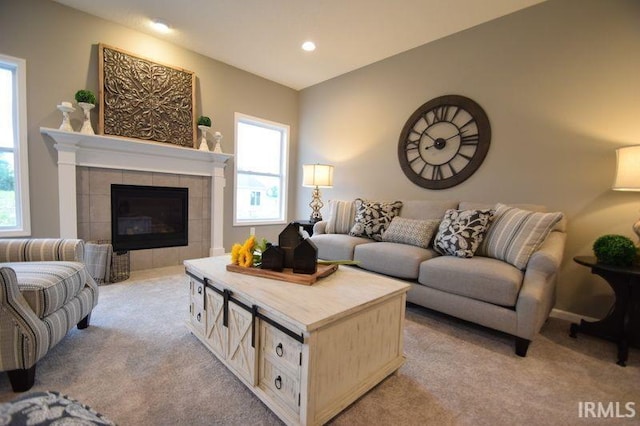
{"left": 423, "top": 129, "right": 467, "bottom": 150}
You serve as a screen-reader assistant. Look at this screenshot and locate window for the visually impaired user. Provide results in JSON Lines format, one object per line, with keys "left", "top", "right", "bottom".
{"left": 0, "top": 54, "right": 30, "bottom": 237}
{"left": 234, "top": 113, "right": 288, "bottom": 225}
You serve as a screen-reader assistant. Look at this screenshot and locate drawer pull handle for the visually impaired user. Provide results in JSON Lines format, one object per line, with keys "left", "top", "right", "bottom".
{"left": 196, "top": 313, "right": 201, "bottom": 322}
{"left": 197, "top": 286, "right": 203, "bottom": 294}
{"left": 275, "top": 343, "right": 283, "bottom": 357}
{"left": 274, "top": 375, "right": 282, "bottom": 390}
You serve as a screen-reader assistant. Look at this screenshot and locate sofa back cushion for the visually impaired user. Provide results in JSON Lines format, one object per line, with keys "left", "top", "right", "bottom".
{"left": 477, "top": 203, "right": 564, "bottom": 270}
{"left": 399, "top": 200, "right": 458, "bottom": 221}
{"left": 325, "top": 200, "right": 356, "bottom": 234}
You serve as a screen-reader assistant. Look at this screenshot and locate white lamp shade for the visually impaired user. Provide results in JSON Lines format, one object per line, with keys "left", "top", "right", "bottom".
{"left": 613, "top": 146, "right": 640, "bottom": 191}
{"left": 302, "top": 164, "right": 334, "bottom": 188}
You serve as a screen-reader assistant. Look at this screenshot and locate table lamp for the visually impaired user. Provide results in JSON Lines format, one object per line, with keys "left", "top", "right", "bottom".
{"left": 302, "top": 164, "right": 334, "bottom": 222}
{"left": 612, "top": 145, "right": 640, "bottom": 242}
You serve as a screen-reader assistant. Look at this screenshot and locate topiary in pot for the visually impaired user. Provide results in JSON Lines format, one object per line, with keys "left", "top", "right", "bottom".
{"left": 74, "top": 89, "right": 96, "bottom": 105}
{"left": 592, "top": 234, "right": 637, "bottom": 266}
{"left": 197, "top": 116, "right": 211, "bottom": 127}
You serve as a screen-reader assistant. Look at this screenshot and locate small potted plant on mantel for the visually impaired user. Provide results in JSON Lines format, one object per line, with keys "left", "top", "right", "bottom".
{"left": 197, "top": 115, "right": 212, "bottom": 151}
{"left": 75, "top": 89, "right": 97, "bottom": 134}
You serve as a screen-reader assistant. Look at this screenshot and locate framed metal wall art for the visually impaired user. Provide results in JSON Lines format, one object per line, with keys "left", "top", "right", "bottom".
{"left": 98, "top": 43, "right": 197, "bottom": 147}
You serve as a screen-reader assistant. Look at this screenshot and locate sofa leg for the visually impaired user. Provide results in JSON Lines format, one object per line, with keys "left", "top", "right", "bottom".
{"left": 515, "top": 337, "right": 531, "bottom": 357}
{"left": 77, "top": 313, "right": 91, "bottom": 329}
{"left": 7, "top": 365, "right": 36, "bottom": 392}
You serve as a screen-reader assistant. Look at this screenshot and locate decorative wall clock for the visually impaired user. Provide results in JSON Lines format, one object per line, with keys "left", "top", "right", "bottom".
{"left": 397, "top": 95, "right": 491, "bottom": 190}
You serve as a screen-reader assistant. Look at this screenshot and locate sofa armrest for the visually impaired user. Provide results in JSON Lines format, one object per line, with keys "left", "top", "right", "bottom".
{"left": 0, "top": 239, "right": 85, "bottom": 263}
{"left": 0, "top": 267, "right": 50, "bottom": 371}
{"left": 515, "top": 231, "right": 566, "bottom": 339}
{"left": 313, "top": 221, "right": 328, "bottom": 235}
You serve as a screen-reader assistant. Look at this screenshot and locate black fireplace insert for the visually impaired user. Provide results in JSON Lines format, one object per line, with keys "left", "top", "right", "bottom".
{"left": 111, "top": 184, "right": 188, "bottom": 252}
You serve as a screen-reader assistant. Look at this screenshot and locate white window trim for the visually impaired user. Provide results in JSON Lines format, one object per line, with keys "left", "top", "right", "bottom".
{"left": 0, "top": 53, "right": 30, "bottom": 237}
{"left": 233, "top": 112, "right": 289, "bottom": 227}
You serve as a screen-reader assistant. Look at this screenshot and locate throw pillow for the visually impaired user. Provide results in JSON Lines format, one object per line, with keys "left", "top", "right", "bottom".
{"left": 349, "top": 199, "right": 403, "bottom": 241}
{"left": 433, "top": 209, "right": 494, "bottom": 258}
{"left": 325, "top": 200, "right": 356, "bottom": 234}
{"left": 382, "top": 217, "right": 440, "bottom": 248}
{"left": 477, "top": 203, "right": 563, "bottom": 270}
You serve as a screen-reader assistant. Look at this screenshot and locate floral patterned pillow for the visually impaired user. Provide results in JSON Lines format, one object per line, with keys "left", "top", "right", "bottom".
{"left": 434, "top": 209, "right": 494, "bottom": 258}
{"left": 349, "top": 199, "right": 403, "bottom": 241}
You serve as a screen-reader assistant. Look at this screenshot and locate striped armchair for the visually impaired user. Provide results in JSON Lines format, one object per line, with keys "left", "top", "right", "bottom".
{"left": 0, "top": 239, "right": 99, "bottom": 392}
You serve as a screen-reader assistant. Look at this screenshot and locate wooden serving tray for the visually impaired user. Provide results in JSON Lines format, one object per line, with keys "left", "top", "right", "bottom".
{"left": 226, "top": 263, "right": 338, "bottom": 285}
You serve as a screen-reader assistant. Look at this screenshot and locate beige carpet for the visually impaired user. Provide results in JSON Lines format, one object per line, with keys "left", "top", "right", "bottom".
{"left": 1, "top": 266, "right": 638, "bottom": 425}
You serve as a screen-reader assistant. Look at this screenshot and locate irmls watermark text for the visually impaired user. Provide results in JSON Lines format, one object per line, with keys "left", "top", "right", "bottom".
{"left": 578, "top": 402, "right": 636, "bottom": 418}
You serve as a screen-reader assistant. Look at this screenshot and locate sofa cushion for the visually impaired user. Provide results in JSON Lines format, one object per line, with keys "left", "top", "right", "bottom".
{"left": 326, "top": 200, "right": 356, "bottom": 234}
{"left": 477, "top": 203, "right": 563, "bottom": 270}
{"left": 433, "top": 209, "right": 493, "bottom": 258}
{"left": 418, "top": 256, "right": 524, "bottom": 307}
{"left": 398, "top": 200, "right": 459, "bottom": 221}
{"left": 311, "top": 234, "right": 373, "bottom": 261}
{"left": 4, "top": 261, "right": 88, "bottom": 318}
{"left": 349, "top": 199, "right": 403, "bottom": 241}
{"left": 381, "top": 217, "right": 440, "bottom": 248}
{"left": 355, "top": 242, "right": 439, "bottom": 279}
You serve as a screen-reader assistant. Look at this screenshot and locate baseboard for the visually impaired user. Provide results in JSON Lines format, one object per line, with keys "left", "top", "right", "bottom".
{"left": 550, "top": 308, "right": 599, "bottom": 324}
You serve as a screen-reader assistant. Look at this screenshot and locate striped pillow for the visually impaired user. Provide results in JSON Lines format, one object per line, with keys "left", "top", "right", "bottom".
{"left": 478, "top": 203, "right": 563, "bottom": 270}
{"left": 325, "top": 200, "right": 356, "bottom": 234}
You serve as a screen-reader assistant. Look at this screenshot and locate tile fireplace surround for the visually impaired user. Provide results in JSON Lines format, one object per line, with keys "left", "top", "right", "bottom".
{"left": 41, "top": 128, "right": 233, "bottom": 271}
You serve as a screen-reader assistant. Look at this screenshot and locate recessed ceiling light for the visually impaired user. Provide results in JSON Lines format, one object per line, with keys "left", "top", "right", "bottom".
{"left": 301, "top": 41, "right": 316, "bottom": 52}
{"left": 150, "top": 19, "right": 171, "bottom": 33}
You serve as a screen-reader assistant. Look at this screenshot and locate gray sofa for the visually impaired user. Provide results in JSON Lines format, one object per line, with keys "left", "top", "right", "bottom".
{"left": 310, "top": 199, "right": 566, "bottom": 357}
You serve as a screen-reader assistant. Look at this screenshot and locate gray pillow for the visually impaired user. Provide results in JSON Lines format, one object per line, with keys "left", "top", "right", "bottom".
{"left": 477, "top": 203, "right": 563, "bottom": 269}
{"left": 382, "top": 217, "right": 440, "bottom": 248}
{"left": 325, "top": 200, "right": 356, "bottom": 234}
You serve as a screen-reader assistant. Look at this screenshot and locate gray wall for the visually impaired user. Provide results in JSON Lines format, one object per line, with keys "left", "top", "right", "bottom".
{"left": 297, "top": 0, "right": 640, "bottom": 318}
{"left": 0, "top": 0, "right": 298, "bottom": 250}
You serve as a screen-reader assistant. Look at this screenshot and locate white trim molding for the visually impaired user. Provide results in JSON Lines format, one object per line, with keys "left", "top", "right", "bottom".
{"left": 41, "top": 127, "right": 233, "bottom": 256}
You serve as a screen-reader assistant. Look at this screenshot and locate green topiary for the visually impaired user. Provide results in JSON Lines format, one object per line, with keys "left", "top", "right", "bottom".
{"left": 592, "top": 234, "right": 637, "bottom": 266}
{"left": 74, "top": 89, "right": 96, "bottom": 105}
{"left": 197, "top": 116, "right": 211, "bottom": 127}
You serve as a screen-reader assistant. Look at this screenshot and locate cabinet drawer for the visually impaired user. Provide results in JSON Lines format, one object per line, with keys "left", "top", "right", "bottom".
{"left": 260, "top": 356, "right": 300, "bottom": 414}
{"left": 190, "top": 278, "right": 205, "bottom": 308}
{"left": 190, "top": 302, "right": 205, "bottom": 334}
{"left": 260, "top": 321, "right": 302, "bottom": 374}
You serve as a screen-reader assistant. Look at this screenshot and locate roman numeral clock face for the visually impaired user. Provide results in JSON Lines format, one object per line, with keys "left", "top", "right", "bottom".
{"left": 398, "top": 95, "right": 491, "bottom": 189}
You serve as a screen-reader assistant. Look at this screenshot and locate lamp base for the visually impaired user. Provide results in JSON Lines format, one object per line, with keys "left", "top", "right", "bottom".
{"left": 308, "top": 187, "right": 324, "bottom": 223}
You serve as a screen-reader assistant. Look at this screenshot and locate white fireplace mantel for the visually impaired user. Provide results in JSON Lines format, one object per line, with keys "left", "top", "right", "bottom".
{"left": 41, "top": 127, "right": 233, "bottom": 256}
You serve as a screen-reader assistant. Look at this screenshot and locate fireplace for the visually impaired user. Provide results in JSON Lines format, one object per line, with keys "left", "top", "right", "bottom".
{"left": 111, "top": 184, "right": 189, "bottom": 252}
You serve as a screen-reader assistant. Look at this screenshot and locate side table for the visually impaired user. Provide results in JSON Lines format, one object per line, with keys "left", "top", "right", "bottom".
{"left": 571, "top": 256, "right": 640, "bottom": 366}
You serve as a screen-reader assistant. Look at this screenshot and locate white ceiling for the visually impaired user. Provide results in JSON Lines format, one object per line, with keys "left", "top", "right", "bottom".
{"left": 52, "top": 0, "right": 546, "bottom": 90}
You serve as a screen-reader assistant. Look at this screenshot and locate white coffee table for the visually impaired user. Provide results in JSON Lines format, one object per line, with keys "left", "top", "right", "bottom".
{"left": 185, "top": 255, "right": 410, "bottom": 426}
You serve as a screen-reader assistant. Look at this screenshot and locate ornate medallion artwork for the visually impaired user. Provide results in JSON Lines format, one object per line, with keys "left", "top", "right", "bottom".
{"left": 98, "top": 44, "right": 196, "bottom": 147}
